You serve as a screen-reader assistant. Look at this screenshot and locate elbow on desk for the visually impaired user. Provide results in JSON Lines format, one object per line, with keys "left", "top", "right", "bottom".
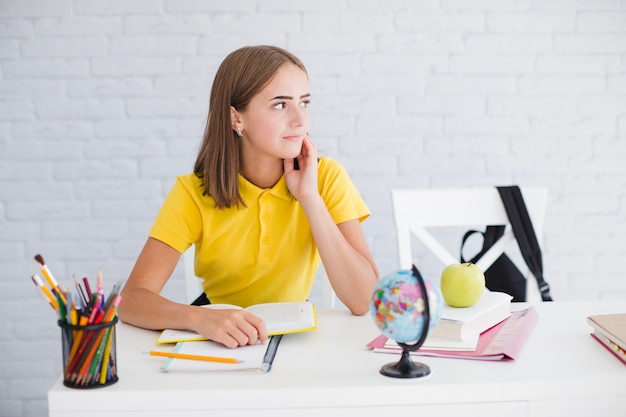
{"left": 350, "top": 306, "right": 369, "bottom": 316}
{"left": 344, "top": 299, "right": 371, "bottom": 316}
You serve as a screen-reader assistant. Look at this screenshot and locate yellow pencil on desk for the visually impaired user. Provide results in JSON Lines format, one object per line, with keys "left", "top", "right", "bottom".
{"left": 149, "top": 350, "right": 242, "bottom": 364}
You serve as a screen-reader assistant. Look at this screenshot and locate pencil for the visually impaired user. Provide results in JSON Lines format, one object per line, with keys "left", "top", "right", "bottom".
{"left": 99, "top": 327, "right": 115, "bottom": 384}
{"left": 66, "top": 314, "right": 89, "bottom": 369}
{"left": 149, "top": 350, "right": 242, "bottom": 364}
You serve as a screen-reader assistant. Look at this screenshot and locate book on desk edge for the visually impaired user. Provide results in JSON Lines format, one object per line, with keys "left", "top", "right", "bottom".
{"left": 367, "top": 307, "right": 538, "bottom": 361}
{"left": 586, "top": 313, "right": 626, "bottom": 351}
{"left": 157, "top": 301, "right": 316, "bottom": 344}
{"left": 428, "top": 291, "right": 513, "bottom": 341}
{"left": 590, "top": 332, "right": 626, "bottom": 366}
{"left": 586, "top": 313, "right": 626, "bottom": 365}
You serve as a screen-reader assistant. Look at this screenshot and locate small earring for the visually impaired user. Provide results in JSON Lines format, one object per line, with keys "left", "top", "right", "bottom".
{"left": 236, "top": 129, "right": 243, "bottom": 137}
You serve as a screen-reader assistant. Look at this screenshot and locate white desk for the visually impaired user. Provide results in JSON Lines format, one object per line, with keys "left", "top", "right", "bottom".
{"left": 48, "top": 300, "right": 626, "bottom": 417}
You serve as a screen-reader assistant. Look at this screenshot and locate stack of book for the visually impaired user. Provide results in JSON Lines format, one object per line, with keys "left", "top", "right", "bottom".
{"left": 587, "top": 313, "right": 626, "bottom": 366}
{"left": 368, "top": 291, "right": 539, "bottom": 361}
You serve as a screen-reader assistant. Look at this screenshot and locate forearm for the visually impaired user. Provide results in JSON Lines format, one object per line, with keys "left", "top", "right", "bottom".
{"left": 117, "top": 237, "right": 202, "bottom": 332}
{"left": 118, "top": 286, "right": 199, "bottom": 332}
{"left": 299, "top": 195, "right": 379, "bottom": 315}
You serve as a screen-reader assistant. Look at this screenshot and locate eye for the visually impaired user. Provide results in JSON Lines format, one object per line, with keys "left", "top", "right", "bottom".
{"left": 273, "top": 102, "right": 286, "bottom": 110}
{"left": 299, "top": 100, "right": 310, "bottom": 108}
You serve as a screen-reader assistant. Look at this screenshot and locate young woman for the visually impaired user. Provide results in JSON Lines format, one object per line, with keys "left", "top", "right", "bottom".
{"left": 118, "top": 45, "right": 379, "bottom": 348}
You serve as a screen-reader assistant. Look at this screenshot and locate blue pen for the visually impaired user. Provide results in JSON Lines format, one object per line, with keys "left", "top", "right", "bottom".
{"left": 259, "top": 334, "right": 283, "bottom": 373}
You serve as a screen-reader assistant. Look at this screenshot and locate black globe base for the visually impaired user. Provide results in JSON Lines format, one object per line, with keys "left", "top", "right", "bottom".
{"left": 380, "top": 350, "right": 431, "bottom": 378}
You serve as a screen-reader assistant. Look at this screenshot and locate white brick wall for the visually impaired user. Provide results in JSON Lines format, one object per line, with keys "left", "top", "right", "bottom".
{"left": 1, "top": 1, "right": 625, "bottom": 415}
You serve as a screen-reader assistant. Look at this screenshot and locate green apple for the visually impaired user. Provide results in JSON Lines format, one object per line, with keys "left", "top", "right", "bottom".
{"left": 440, "top": 263, "right": 485, "bottom": 307}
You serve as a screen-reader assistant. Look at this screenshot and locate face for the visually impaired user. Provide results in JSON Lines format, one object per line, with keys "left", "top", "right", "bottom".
{"left": 232, "top": 64, "right": 310, "bottom": 164}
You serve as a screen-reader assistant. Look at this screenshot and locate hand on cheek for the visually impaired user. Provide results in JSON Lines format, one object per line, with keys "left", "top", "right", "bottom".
{"left": 285, "top": 136, "right": 318, "bottom": 200}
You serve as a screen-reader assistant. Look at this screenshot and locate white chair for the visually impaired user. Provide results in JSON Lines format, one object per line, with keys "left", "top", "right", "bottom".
{"left": 391, "top": 187, "right": 548, "bottom": 302}
{"left": 182, "top": 247, "right": 203, "bottom": 304}
{"left": 318, "top": 269, "right": 337, "bottom": 309}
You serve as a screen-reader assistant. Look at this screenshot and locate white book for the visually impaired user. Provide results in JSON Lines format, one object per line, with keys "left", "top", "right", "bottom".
{"left": 429, "top": 291, "right": 512, "bottom": 341}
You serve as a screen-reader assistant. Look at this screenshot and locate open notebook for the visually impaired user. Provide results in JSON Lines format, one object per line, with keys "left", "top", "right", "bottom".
{"left": 157, "top": 301, "right": 316, "bottom": 344}
{"left": 159, "top": 340, "right": 269, "bottom": 372}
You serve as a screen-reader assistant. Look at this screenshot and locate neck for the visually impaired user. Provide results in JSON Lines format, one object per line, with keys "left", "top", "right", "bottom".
{"left": 241, "top": 159, "right": 283, "bottom": 189}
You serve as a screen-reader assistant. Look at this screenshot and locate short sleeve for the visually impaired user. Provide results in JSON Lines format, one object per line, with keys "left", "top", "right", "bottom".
{"left": 317, "top": 157, "right": 370, "bottom": 224}
{"left": 149, "top": 176, "right": 203, "bottom": 253}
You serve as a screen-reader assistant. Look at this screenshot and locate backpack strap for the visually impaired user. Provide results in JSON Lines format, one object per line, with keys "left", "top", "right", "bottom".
{"left": 496, "top": 186, "right": 553, "bottom": 301}
{"left": 460, "top": 226, "right": 505, "bottom": 264}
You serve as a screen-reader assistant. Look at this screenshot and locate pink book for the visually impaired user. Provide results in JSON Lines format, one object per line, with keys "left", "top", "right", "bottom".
{"left": 367, "top": 307, "right": 538, "bottom": 361}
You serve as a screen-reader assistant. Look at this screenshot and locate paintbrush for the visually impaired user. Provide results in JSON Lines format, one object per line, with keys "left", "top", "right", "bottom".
{"left": 34, "top": 253, "right": 66, "bottom": 303}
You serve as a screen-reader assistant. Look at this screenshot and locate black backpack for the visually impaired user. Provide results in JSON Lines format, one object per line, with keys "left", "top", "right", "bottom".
{"left": 460, "top": 186, "right": 553, "bottom": 302}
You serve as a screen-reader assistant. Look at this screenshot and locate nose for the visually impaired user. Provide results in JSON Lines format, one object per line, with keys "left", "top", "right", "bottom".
{"left": 290, "top": 105, "right": 308, "bottom": 128}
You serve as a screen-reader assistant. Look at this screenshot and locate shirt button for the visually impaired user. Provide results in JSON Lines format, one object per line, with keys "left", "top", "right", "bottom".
{"left": 262, "top": 214, "right": 270, "bottom": 221}
{"left": 262, "top": 237, "right": 270, "bottom": 245}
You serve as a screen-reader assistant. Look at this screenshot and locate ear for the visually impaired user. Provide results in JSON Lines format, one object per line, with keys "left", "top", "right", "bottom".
{"left": 230, "top": 106, "right": 242, "bottom": 131}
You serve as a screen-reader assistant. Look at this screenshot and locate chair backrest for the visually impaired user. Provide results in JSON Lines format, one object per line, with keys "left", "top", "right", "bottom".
{"left": 391, "top": 187, "right": 548, "bottom": 301}
{"left": 183, "top": 248, "right": 203, "bottom": 304}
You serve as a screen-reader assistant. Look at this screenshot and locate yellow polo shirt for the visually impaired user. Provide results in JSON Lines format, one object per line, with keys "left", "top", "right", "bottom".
{"left": 149, "top": 157, "right": 370, "bottom": 307}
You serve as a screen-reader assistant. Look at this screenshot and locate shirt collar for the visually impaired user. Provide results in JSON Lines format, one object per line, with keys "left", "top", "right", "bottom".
{"left": 238, "top": 173, "right": 293, "bottom": 203}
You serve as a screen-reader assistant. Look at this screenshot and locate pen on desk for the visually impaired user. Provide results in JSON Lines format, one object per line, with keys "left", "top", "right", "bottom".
{"left": 149, "top": 350, "right": 243, "bottom": 364}
{"left": 259, "top": 334, "right": 282, "bottom": 373}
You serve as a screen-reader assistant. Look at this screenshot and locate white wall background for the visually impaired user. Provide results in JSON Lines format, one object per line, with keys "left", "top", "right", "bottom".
{"left": 1, "top": 0, "right": 625, "bottom": 415}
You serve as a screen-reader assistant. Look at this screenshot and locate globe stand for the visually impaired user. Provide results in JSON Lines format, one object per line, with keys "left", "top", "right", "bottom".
{"left": 379, "top": 265, "right": 432, "bottom": 379}
{"left": 380, "top": 347, "right": 430, "bottom": 378}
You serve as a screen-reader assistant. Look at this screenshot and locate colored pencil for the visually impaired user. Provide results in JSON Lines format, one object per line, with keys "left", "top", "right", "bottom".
{"left": 31, "top": 256, "right": 120, "bottom": 387}
{"left": 82, "top": 276, "right": 92, "bottom": 299}
{"left": 99, "top": 320, "right": 116, "bottom": 384}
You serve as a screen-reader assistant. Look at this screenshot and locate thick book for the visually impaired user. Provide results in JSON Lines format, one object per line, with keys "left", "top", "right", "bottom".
{"left": 157, "top": 301, "right": 316, "bottom": 344}
{"left": 587, "top": 313, "right": 626, "bottom": 365}
{"left": 429, "top": 291, "right": 512, "bottom": 341}
{"left": 367, "top": 307, "right": 538, "bottom": 361}
{"left": 586, "top": 313, "right": 626, "bottom": 351}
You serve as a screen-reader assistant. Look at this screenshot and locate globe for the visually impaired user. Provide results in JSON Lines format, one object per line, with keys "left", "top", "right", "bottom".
{"left": 370, "top": 266, "right": 443, "bottom": 378}
{"left": 371, "top": 269, "right": 443, "bottom": 344}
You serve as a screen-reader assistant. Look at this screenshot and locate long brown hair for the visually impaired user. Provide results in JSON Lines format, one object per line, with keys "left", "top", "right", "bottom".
{"left": 194, "top": 45, "right": 308, "bottom": 208}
